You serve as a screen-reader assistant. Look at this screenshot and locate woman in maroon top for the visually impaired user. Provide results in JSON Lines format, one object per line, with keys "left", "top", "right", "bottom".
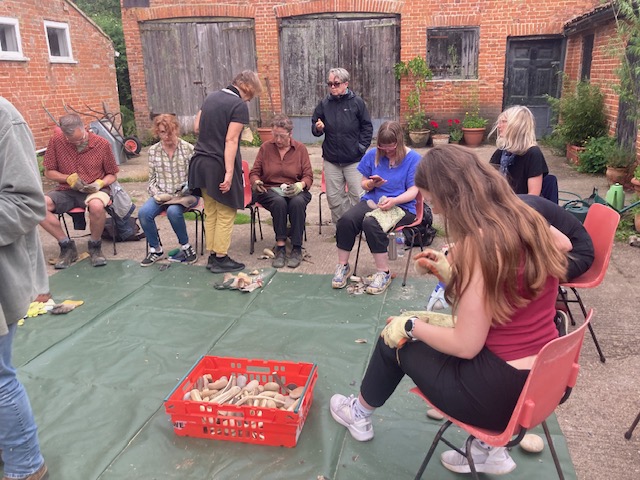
{"left": 329, "top": 145, "right": 567, "bottom": 475}
{"left": 249, "top": 114, "right": 313, "bottom": 268}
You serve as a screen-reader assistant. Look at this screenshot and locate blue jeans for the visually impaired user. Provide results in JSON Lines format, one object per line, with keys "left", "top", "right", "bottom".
{"left": 0, "top": 323, "right": 45, "bottom": 478}
{"left": 138, "top": 197, "right": 196, "bottom": 249}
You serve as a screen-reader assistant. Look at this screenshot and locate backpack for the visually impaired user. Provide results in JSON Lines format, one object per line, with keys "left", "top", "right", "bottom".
{"left": 404, "top": 202, "right": 437, "bottom": 247}
{"left": 102, "top": 214, "right": 145, "bottom": 242}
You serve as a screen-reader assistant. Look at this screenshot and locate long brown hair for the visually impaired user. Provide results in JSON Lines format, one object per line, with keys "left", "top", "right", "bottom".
{"left": 414, "top": 145, "right": 567, "bottom": 325}
{"left": 375, "top": 121, "right": 406, "bottom": 166}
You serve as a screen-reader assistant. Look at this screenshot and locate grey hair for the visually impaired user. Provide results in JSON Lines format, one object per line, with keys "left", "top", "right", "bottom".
{"left": 232, "top": 70, "right": 263, "bottom": 100}
{"left": 59, "top": 114, "right": 84, "bottom": 136}
{"left": 271, "top": 113, "right": 293, "bottom": 132}
{"left": 328, "top": 68, "right": 350, "bottom": 83}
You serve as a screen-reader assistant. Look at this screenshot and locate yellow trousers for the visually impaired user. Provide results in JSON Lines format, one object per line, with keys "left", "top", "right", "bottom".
{"left": 201, "top": 189, "right": 237, "bottom": 255}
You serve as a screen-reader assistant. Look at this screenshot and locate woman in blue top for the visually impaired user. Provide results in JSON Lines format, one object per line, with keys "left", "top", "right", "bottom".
{"left": 332, "top": 121, "right": 420, "bottom": 294}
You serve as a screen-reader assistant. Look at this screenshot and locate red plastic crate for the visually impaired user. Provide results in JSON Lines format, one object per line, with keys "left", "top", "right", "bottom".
{"left": 164, "top": 356, "right": 318, "bottom": 447}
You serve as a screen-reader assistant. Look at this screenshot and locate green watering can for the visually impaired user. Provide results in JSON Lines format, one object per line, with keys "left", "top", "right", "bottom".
{"left": 605, "top": 183, "right": 624, "bottom": 212}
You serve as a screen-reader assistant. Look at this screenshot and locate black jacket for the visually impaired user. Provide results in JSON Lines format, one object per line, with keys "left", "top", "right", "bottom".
{"left": 311, "top": 89, "right": 373, "bottom": 165}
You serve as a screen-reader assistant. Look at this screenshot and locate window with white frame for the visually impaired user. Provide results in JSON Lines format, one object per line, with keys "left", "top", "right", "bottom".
{"left": 427, "top": 27, "right": 479, "bottom": 79}
{"left": 0, "top": 17, "right": 25, "bottom": 60}
{"left": 44, "top": 20, "right": 74, "bottom": 63}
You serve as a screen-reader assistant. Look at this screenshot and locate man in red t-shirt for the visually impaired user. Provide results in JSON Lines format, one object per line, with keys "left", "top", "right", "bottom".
{"left": 39, "top": 114, "right": 119, "bottom": 268}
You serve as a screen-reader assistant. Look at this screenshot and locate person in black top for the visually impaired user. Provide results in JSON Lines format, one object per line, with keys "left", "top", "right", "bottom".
{"left": 312, "top": 68, "right": 373, "bottom": 225}
{"left": 189, "top": 71, "right": 262, "bottom": 273}
{"left": 489, "top": 106, "right": 549, "bottom": 196}
{"left": 519, "top": 194, "right": 594, "bottom": 281}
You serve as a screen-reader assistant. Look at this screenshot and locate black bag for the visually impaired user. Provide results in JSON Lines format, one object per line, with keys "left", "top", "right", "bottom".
{"left": 404, "top": 202, "right": 437, "bottom": 247}
{"left": 102, "top": 211, "right": 145, "bottom": 242}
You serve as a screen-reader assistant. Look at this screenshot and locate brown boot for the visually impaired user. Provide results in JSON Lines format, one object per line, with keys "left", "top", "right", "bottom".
{"left": 2, "top": 462, "right": 49, "bottom": 480}
{"left": 54, "top": 240, "right": 78, "bottom": 269}
{"left": 88, "top": 240, "right": 107, "bottom": 267}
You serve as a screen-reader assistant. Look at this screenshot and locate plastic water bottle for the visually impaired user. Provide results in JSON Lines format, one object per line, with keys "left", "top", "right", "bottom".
{"left": 396, "top": 232, "right": 405, "bottom": 257}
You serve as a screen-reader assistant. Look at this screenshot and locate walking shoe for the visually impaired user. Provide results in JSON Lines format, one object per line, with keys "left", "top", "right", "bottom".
{"left": 366, "top": 271, "right": 392, "bottom": 295}
{"left": 272, "top": 247, "right": 286, "bottom": 268}
{"left": 169, "top": 246, "right": 197, "bottom": 264}
{"left": 287, "top": 248, "right": 303, "bottom": 268}
{"left": 87, "top": 240, "right": 107, "bottom": 267}
{"left": 7, "top": 462, "right": 50, "bottom": 480}
{"left": 141, "top": 250, "right": 164, "bottom": 267}
{"left": 329, "top": 394, "right": 374, "bottom": 441}
{"left": 332, "top": 263, "right": 352, "bottom": 289}
{"left": 206, "top": 253, "right": 217, "bottom": 270}
{"left": 54, "top": 240, "right": 78, "bottom": 269}
{"left": 554, "top": 310, "right": 569, "bottom": 337}
{"left": 209, "top": 255, "right": 245, "bottom": 273}
{"left": 441, "top": 439, "right": 516, "bottom": 475}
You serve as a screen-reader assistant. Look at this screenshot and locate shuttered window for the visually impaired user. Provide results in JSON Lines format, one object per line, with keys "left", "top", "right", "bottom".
{"left": 427, "top": 27, "right": 479, "bottom": 80}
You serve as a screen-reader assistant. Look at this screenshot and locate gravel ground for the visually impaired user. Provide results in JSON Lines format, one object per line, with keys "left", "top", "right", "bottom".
{"left": 37, "top": 142, "right": 640, "bottom": 480}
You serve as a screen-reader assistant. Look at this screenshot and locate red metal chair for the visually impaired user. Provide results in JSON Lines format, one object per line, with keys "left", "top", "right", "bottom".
{"left": 58, "top": 206, "right": 118, "bottom": 255}
{"left": 242, "top": 160, "right": 262, "bottom": 254}
{"left": 411, "top": 310, "right": 592, "bottom": 480}
{"left": 557, "top": 203, "right": 620, "bottom": 363}
{"left": 353, "top": 193, "right": 425, "bottom": 286}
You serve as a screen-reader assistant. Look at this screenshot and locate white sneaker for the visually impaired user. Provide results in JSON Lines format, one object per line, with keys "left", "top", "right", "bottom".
{"left": 329, "top": 394, "right": 374, "bottom": 441}
{"left": 441, "top": 439, "right": 516, "bottom": 475}
{"left": 332, "top": 264, "right": 352, "bottom": 289}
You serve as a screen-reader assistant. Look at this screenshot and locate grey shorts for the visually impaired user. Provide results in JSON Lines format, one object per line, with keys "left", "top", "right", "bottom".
{"left": 46, "top": 188, "right": 116, "bottom": 214}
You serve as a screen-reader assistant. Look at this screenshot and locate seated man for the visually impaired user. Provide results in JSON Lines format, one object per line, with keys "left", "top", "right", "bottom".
{"left": 249, "top": 114, "right": 313, "bottom": 268}
{"left": 139, "top": 114, "right": 198, "bottom": 266}
{"left": 39, "top": 113, "right": 119, "bottom": 268}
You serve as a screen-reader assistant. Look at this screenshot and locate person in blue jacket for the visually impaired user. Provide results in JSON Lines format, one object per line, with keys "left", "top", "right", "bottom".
{"left": 312, "top": 68, "right": 373, "bottom": 225}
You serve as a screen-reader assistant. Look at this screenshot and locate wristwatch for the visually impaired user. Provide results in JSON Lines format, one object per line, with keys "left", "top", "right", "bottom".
{"left": 404, "top": 316, "right": 417, "bottom": 338}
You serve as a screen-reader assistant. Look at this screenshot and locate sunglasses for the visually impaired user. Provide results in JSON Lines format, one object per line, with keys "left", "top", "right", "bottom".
{"left": 377, "top": 143, "right": 397, "bottom": 152}
{"left": 327, "top": 81, "right": 343, "bottom": 88}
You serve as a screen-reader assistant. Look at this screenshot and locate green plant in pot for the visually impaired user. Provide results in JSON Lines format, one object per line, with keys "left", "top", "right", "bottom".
{"left": 395, "top": 56, "right": 433, "bottom": 147}
{"left": 547, "top": 80, "right": 607, "bottom": 162}
{"left": 605, "top": 142, "right": 635, "bottom": 186}
{"left": 576, "top": 136, "right": 615, "bottom": 174}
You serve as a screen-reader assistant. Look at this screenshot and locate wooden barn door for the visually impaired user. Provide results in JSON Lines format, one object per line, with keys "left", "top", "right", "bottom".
{"left": 280, "top": 15, "right": 399, "bottom": 143}
{"left": 505, "top": 37, "right": 563, "bottom": 138}
{"left": 140, "top": 19, "right": 258, "bottom": 133}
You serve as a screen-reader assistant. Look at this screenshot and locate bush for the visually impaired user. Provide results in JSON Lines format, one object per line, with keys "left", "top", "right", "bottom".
{"left": 577, "top": 136, "right": 615, "bottom": 174}
{"left": 547, "top": 81, "right": 607, "bottom": 146}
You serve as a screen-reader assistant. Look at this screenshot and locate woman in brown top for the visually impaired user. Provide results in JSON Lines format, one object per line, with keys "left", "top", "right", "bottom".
{"left": 249, "top": 114, "right": 313, "bottom": 268}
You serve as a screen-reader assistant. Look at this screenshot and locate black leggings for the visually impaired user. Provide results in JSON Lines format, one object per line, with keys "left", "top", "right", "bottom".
{"left": 360, "top": 337, "right": 530, "bottom": 431}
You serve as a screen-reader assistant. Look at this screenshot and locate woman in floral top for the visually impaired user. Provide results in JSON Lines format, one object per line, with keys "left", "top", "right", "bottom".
{"left": 139, "top": 114, "right": 198, "bottom": 266}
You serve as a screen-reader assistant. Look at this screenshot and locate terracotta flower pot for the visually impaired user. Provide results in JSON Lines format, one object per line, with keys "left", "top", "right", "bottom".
{"left": 631, "top": 177, "right": 640, "bottom": 194}
{"left": 566, "top": 144, "right": 585, "bottom": 166}
{"left": 257, "top": 127, "right": 273, "bottom": 144}
{"left": 635, "top": 213, "right": 640, "bottom": 233}
{"left": 605, "top": 166, "right": 630, "bottom": 186}
{"left": 461, "top": 128, "right": 485, "bottom": 148}
{"left": 408, "top": 130, "right": 430, "bottom": 148}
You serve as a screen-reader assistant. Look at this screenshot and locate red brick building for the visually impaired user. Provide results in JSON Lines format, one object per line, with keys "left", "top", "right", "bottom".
{"left": 120, "top": 0, "right": 637, "bottom": 148}
{"left": 0, "top": 0, "right": 119, "bottom": 150}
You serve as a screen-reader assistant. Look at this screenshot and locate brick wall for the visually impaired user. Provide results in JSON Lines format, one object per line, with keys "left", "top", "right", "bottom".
{"left": 122, "top": 0, "right": 606, "bottom": 134}
{"left": 0, "top": 0, "right": 118, "bottom": 150}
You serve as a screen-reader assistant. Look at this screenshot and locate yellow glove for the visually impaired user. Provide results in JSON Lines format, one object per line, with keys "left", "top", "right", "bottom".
{"left": 283, "top": 182, "right": 304, "bottom": 197}
{"left": 26, "top": 302, "right": 47, "bottom": 318}
{"left": 81, "top": 179, "right": 105, "bottom": 194}
{"left": 414, "top": 248, "right": 452, "bottom": 284}
{"left": 66, "top": 173, "right": 87, "bottom": 191}
{"left": 380, "top": 314, "right": 416, "bottom": 349}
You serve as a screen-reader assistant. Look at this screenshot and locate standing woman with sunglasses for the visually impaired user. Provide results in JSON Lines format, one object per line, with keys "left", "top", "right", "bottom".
{"left": 311, "top": 68, "right": 373, "bottom": 226}
{"left": 331, "top": 121, "right": 420, "bottom": 295}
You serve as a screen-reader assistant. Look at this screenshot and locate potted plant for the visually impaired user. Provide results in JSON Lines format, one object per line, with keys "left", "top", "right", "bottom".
{"left": 461, "top": 109, "right": 488, "bottom": 147}
{"left": 394, "top": 56, "right": 433, "bottom": 147}
{"left": 576, "top": 136, "right": 615, "bottom": 174}
{"left": 632, "top": 165, "right": 640, "bottom": 194}
{"left": 430, "top": 120, "right": 449, "bottom": 146}
{"left": 448, "top": 118, "right": 463, "bottom": 143}
{"left": 604, "top": 142, "right": 635, "bottom": 186}
{"left": 547, "top": 80, "right": 607, "bottom": 164}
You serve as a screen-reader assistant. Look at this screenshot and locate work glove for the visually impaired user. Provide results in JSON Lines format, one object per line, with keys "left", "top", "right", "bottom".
{"left": 414, "top": 248, "right": 452, "bottom": 284}
{"left": 66, "top": 173, "right": 87, "bottom": 191}
{"left": 80, "top": 179, "right": 105, "bottom": 194}
{"left": 252, "top": 180, "right": 267, "bottom": 194}
{"left": 283, "top": 182, "right": 304, "bottom": 197}
{"left": 380, "top": 314, "right": 416, "bottom": 349}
